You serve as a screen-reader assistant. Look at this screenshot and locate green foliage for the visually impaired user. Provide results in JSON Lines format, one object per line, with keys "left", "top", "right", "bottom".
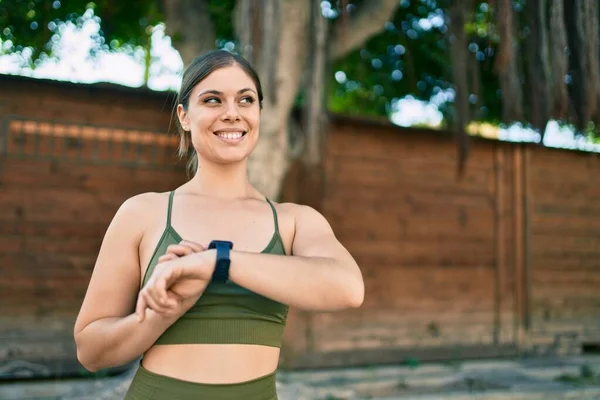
{"left": 0, "top": 0, "right": 162, "bottom": 62}
{"left": 207, "top": 0, "right": 236, "bottom": 44}
{"left": 0, "top": 0, "right": 234, "bottom": 64}
{"left": 330, "top": 0, "right": 504, "bottom": 122}
{"left": 0, "top": 0, "right": 533, "bottom": 126}
{"left": 331, "top": 0, "right": 450, "bottom": 116}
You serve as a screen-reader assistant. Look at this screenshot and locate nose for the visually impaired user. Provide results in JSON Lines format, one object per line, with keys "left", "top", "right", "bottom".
{"left": 221, "top": 100, "right": 241, "bottom": 122}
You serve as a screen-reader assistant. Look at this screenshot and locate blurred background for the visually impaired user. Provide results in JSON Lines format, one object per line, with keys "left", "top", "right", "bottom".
{"left": 0, "top": 0, "right": 599, "bottom": 399}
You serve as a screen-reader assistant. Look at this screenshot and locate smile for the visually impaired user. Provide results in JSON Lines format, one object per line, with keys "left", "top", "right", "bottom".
{"left": 214, "top": 131, "right": 247, "bottom": 143}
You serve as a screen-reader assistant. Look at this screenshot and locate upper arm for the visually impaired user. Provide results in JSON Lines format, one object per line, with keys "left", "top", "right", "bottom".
{"left": 74, "top": 194, "right": 151, "bottom": 336}
{"left": 291, "top": 205, "right": 356, "bottom": 266}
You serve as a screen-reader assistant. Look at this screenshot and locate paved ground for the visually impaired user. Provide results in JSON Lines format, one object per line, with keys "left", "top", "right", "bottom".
{"left": 2, "top": 355, "right": 600, "bottom": 399}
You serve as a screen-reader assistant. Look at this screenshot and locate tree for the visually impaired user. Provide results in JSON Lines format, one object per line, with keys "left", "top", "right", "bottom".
{"left": 2, "top": 0, "right": 599, "bottom": 198}
{"left": 0, "top": 0, "right": 400, "bottom": 201}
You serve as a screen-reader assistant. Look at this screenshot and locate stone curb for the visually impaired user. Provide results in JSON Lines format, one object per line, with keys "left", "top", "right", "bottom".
{"left": 373, "top": 386, "right": 600, "bottom": 400}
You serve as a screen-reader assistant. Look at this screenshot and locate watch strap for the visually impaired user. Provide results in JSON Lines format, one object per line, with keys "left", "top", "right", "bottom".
{"left": 208, "top": 240, "right": 233, "bottom": 284}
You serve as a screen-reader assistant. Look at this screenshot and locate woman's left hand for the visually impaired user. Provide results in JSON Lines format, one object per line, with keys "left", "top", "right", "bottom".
{"left": 135, "top": 243, "right": 216, "bottom": 321}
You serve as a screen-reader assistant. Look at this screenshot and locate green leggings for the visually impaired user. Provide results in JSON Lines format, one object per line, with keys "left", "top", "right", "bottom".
{"left": 124, "top": 363, "right": 278, "bottom": 400}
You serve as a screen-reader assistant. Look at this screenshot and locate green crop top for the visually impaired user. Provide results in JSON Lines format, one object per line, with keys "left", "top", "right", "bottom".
{"left": 141, "top": 191, "right": 289, "bottom": 347}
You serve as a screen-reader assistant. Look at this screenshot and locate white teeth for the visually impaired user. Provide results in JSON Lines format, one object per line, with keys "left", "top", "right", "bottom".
{"left": 217, "top": 132, "right": 243, "bottom": 140}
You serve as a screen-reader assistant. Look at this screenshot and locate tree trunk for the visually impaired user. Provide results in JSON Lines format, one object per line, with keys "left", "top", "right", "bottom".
{"left": 525, "top": 0, "right": 550, "bottom": 137}
{"left": 495, "top": 0, "right": 524, "bottom": 123}
{"left": 234, "top": 0, "right": 400, "bottom": 200}
{"left": 165, "top": 0, "right": 401, "bottom": 200}
{"left": 294, "top": 0, "right": 330, "bottom": 211}
{"left": 583, "top": 0, "right": 599, "bottom": 124}
{"left": 330, "top": 0, "right": 401, "bottom": 59}
{"left": 469, "top": 49, "right": 481, "bottom": 119}
{"left": 548, "top": 0, "right": 569, "bottom": 120}
{"left": 234, "top": 0, "right": 310, "bottom": 200}
{"left": 564, "top": 0, "right": 593, "bottom": 130}
{"left": 448, "top": 0, "right": 471, "bottom": 178}
{"left": 163, "top": 0, "right": 216, "bottom": 65}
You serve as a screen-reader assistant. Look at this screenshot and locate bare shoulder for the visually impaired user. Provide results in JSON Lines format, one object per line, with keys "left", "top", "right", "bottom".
{"left": 273, "top": 202, "right": 351, "bottom": 260}
{"left": 272, "top": 202, "right": 334, "bottom": 239}
{"left": 276, "top": 202, "right": 330, "bottom": 225}
{"left": 119, "top": 191, "right": 166, "bottom": 212}
{"left": 267, "top": 201, "right": 305, "bottom": 221}
{"left": 116, "top": 191, "right": 169, "bottom": 218}
{"left": 110, "top": 192, "right": 170, "bottom": 239}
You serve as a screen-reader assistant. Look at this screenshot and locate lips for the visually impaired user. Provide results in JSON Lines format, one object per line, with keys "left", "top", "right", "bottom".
{"left": 213, "top": 129, "right": 247, "bottom": 143}
{"left": 215, "top": 131, "right": 244, "bottom": 140}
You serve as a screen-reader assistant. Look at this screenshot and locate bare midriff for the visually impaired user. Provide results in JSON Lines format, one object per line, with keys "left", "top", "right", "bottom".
{"left": 142, "top": 344, "right": 280, "bottom": 383}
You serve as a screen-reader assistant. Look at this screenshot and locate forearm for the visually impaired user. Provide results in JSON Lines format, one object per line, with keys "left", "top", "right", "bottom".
{"left": 75, "top": 310, "right": 177, "bottom": 372}
{"left": 228, "top": 251, "right": 364, "bottom": 311}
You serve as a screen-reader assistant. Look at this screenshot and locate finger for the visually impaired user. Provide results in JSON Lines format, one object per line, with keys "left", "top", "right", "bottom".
{"left": 158, "top": 253, "right": 178, "bottom": 263}
{"left": 146, "top": 281, "right": 172, "bottom": 308}
{"left": 179, "top": 240, "right": 206, "bottom": 252}
{"left": 144, "top": 289, "right": 170, "bottom": 315}
{"left": 136, "top": 292, "right": 148, "bottom": 322}
{"left": 164, "top": 292, "right": 179, "bottom": 308}
{"left": 165, "top": 244, "right": 194, "bottom": 257}
{"left": 154, "top": 275, "right": 170, "bottom": 305}
{"left": 160, "top": 266, "right": 185, "bottom": 296}
{"left": 141, "top": 282, "right": 170, "bottom": 313}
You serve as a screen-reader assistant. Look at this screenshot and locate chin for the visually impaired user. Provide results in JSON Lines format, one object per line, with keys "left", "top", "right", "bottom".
{"left": 214, "top": 150, "right": 253, "bottom": 164}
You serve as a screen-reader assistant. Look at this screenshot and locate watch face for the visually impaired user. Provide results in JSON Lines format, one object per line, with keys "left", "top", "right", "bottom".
{"left": 209, "top": 240, "right": 233, "bottom": 250}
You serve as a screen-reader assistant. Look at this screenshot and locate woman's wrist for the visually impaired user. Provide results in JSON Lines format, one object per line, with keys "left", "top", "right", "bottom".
{"left": 142, "top": 308, "right": 180, "bottom": 326}
{"left": 185, "top": 249, "right": 217, "bottom": 280}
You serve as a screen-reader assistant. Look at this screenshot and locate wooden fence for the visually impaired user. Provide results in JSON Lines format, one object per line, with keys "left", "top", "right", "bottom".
{"left": 0, "top": 74, "right": 598, "bottom": 377}
{"left": 280, "top": 117, "right": 600, "bottom": 368}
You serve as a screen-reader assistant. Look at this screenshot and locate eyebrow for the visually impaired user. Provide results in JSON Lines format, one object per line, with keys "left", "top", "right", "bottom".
{"left": 197, "top": 88, "right": 257, "bottom": 97}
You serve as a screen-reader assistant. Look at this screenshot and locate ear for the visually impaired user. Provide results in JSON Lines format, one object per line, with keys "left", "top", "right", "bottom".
{"left": 177, "top": 104, "right": 189, "bottom": 131}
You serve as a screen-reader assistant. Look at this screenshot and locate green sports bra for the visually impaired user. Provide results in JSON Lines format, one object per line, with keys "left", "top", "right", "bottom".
{"left": 141, "top": 191, "right": 289, "bottom": 347}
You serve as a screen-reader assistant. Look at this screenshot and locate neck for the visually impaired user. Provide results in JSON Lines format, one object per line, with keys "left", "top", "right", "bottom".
{"left": 186, "top": 156, "right": 253, "bottom": 200}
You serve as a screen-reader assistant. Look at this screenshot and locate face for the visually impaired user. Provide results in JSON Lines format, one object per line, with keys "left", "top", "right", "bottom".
{"left": 177, "top": 65, "right": 261, "bottom": 165}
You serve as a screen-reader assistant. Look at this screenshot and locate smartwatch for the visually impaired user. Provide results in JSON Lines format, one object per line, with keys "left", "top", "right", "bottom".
{"left": 208, "top": 240, "right": 233, "bottom": 283}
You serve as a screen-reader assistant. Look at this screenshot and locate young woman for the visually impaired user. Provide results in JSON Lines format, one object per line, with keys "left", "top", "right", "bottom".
{"left": 74, "top": 49, "right": 364, "bottom": 400}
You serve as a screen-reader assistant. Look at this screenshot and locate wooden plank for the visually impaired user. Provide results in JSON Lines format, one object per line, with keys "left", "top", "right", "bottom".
{"left": 326, "top": 206, "right": 496, "bottom": 241}
{"left": 7, "top": 119, "right": 177, "bottom": 145}
{"left": 0, "top": 188, "right": 123, "bottom": 223}
{"left": 358, "top": 265, "right": 496, "bottom": 307}
{"left": 528, "top": 148, "right": 598, "bottom": 176}
{"left": 531, "top": 255, "right": 599, "bottom": 270}
{"left": 530, "top": 234, "right": 600, "bottom": 254}
{"left": 513, "top": 144, "right": 525, "bottom": 348}
{"left": 327, "top": 129, "right": 496, "bottom": 169}
{"left": 324, "top": 186, "right": 494, "bottom": 209}
{"left": 0, "top": 235, "right": 23, "bottom": 253}
{"left": 530, "top": 214, "right": 600, "bottom": 235}
{"left": 523, "top": 146, "right": 532, "bottom": 332}
{"left": 531, "top": 203, "right": 600, "bottom": 218}
{"left": 328, "top": 163, "right": 493, "bottom": 195}
{"left": 344, "top": 238, "right": 495, "bottom": 267}
{"left": 0, "top": 221, "right": 107, "bottom": 238}
{"left": 329, "top": 154, "right": 493, "bottom": 183}
{"left": 528, "top": 181, "right": 600, "bottom": 198}
{"left": 18, "top": 236, "right": 103, "bottom": 256}
{"left": 494, "top": 144, "right": 505, "bottom": 345}
{"left": 0, "top": 253, "right": 97, "bottom": 274}
{"left": 1, "top": 158, "right": 184, "bottom": 191}
{"left": 531, "top": 270, "right": 600, "bottom": 285}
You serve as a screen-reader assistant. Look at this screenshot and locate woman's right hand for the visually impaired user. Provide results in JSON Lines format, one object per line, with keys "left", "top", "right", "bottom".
{"left": 137, "top": 241, "right": 209, "bottom": 321}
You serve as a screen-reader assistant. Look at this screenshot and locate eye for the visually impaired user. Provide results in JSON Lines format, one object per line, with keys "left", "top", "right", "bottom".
{"left": 202, "top": 97, "right": 220, "bottom": 104}
{"left": 240, "top": 96, "right": 255, "bottom": 104}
